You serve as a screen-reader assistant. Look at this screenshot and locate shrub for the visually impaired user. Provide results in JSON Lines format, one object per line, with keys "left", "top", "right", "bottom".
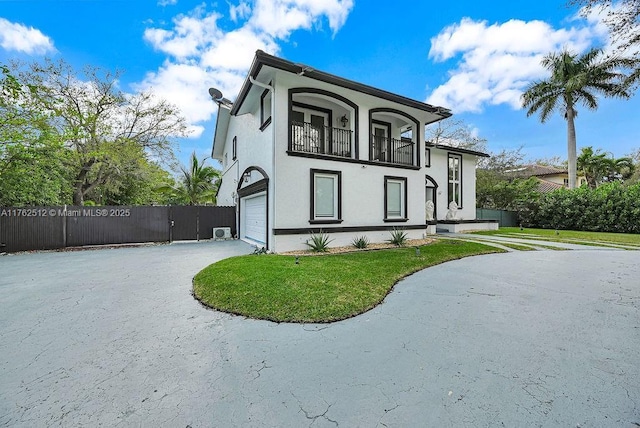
{"left": 387, "top": 228, "right": 408, "bottom": 246}
{"left": 306, "top": 231, "right": 333, "bottom": 252}
{"left": 521, "top": 182, "right": 640, "bottom": 234}
{"left": 252, "top": 246, "right": 268, "bottom": 255}
{"left": 352, "top": 235, "right": 370, "bottom": 249}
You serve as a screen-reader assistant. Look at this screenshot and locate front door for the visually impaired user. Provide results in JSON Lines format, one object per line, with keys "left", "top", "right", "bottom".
{"left": 425, "top": 176, "right": 438, "bottom": 221}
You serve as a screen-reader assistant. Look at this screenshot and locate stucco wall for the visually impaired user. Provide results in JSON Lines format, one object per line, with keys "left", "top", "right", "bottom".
{"left": 214, "top": 67, "right": 482, "bottom": 252}
{"left": 425, "top": 148, "right": 477, "bottom": 221}
{"left": 216, "top": 99, "right": 274, "bottom": 207}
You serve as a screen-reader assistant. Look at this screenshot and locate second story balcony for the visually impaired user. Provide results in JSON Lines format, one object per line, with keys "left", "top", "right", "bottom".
{"left": 290, "top": 121, "right": 353, "bottom": 158}
{"left": 370, "top": 135, "right": 415, "bottom": 166}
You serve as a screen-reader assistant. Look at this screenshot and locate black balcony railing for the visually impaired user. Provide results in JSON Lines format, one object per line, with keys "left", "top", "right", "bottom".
{"left": 291, "top": 121, "right": 352, "bottom": 158}
{"left": 370, "top": 135, "right": 414, "bottom": 166}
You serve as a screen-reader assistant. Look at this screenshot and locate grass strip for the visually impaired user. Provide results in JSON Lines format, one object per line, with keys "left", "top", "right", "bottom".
{"left": 473, "top": 227, "right": 640, "bottom": 246}
{"left": 496, "top": 242, "right": 537, "bottom": 251}
{"left": 193, "top": 240, "right": 502, "bottom": 323}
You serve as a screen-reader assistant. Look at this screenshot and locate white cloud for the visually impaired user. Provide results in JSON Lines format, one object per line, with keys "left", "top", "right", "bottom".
{"left": 229, "top": 1, "right": 252, "bottom": 22}
{"left": 158, "top": 0, "right": 178, "bottom": 6}
{"left": 200, "top": 27, "right": 279, "bottom": 71}
{"left": 249, "top": 0, "right": 354, "bottom": 37}
{"left": 0, "top": 18, "right": 55, "bottom": 55}
{"left": 144, "top": 9, "right": 224, "bottom": 59}
{"left": 426, "top": 17, "right": 603, "bottom": 113}
{"left": 138, "top": 0, "right": 354, "bottom": 138}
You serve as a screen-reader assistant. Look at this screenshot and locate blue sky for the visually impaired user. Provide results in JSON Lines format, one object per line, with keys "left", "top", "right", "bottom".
{"left": 1, "top": 0, "right": 638, "bottom": 169}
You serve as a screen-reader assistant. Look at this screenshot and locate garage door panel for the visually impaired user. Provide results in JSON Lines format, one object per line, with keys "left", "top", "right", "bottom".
{"left": 243, "top": 195, "right": 266, "bottom": 244}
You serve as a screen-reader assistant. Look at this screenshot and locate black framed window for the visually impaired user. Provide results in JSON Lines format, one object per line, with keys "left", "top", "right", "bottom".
{"left": 310, "top": 169, "right": 342, "bottom": 224}
{"left": 384, "top": 176, "right": 408, "bottom": 222}
{"left": 260, "top": 87, "right": 272, "bottom": 131}
{"left": 448, "top": 154, "right": 462, "bottom": 208}
{"left": 425, "top": 148, "right": 431, "bottom": 167}
{"left": 232, "top": 136, "right": 237, "bottom": 161}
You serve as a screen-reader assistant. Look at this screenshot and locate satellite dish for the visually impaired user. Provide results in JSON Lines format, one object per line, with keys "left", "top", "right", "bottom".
{"left": 208, "top": 87, "right": 223, "bottom": 100}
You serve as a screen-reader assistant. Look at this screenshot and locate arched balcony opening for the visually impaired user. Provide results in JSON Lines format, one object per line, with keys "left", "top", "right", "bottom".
{"left": 369, "top": 108, "right": 420, "bottom": 167}
{"left": 288, "top": 88, "right": 358, "bottom": 159}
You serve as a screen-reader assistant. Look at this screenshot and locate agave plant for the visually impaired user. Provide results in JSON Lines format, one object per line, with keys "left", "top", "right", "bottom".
{"left": 306, "top": 231, "right": 333, "bottom": 252}
{"left": 387, "top": 228, "right": 408, "bottom": 247}
{"left": 351, "top": 235, "right": 370, "bottom": 249}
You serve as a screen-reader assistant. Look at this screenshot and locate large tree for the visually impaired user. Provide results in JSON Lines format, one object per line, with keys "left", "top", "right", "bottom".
{"left": 425, "top": 118, "right": 488, "bottom": 152}
{"left": 13, "top": 59, "right": 188, "bottom": 205}
{"left": 572, "top": 0, "right": 639, "bottom": 56}
{"left": 521, "top": 48, "right": 636, "bottom": 189}
{"left": 1, "top": 64, "right": 73, "bottom": 205}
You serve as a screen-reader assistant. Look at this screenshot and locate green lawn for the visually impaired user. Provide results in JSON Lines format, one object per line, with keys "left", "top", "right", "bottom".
{"left": 193, "top": 240, "right": 503, "bottom": 323}
{"left": 472, "top": 227, "right": 640, "bottom": 247}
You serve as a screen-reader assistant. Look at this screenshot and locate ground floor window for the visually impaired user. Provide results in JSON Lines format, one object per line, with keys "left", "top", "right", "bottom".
{"left": 384, "top": 176, "right": 407, "bottom": 221}
{"left": 310, "top": 169, "right": 342, "bottom": 223}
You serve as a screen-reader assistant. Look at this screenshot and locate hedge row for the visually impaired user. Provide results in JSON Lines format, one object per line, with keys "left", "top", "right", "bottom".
{"left": 520, "top": 182, "right": 640, "bottom": 234}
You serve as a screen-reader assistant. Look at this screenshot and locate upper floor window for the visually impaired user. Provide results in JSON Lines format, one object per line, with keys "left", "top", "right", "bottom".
{"left": 448, "top": 154, "right": 462, "bottom": 208}
{"left": 384, "top": 176, "right": 407, "bottom": 222}
{"left": 260, "top": 88, "right": 272, "bottom": 131}
{"left": 425, "top": 148, "right": 431, "bottom": 167}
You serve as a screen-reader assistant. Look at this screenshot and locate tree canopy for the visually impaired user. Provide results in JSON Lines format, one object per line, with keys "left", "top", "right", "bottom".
{"left": 521, "top": 48, "right": 636, "bottom": 189}
{"left": 1, "top": 59, "right": 189, "bottom": 206}
{"left": 577, "top": 146, "right": 635, "bottom": 188}
{"left": 159, "top": 151, "right": 221, "bottom": 205}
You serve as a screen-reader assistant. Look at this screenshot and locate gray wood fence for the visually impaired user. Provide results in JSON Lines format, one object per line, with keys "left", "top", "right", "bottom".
{"left": 0, "top": 206, "right": 235, "bottom": 253}
{"left": 475, "top": 208, "right": 519, "bottom": 227}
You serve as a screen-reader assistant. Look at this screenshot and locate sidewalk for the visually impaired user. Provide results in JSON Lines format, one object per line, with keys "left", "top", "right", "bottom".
{"left": 437, "top": 232, "right": 626, "bottom": 251}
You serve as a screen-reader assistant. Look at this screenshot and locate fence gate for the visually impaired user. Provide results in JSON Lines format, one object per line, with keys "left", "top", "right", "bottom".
{"left": 170, "top": 206, "right": 199, "bottom": 241}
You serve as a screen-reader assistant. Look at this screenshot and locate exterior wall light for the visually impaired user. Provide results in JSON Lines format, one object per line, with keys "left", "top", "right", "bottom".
{"left": 340, "top": 115, "right": 348, "bottom": 128}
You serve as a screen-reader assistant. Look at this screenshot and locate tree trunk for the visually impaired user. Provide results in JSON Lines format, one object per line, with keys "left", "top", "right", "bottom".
{"left": 72, "top": 158, "right": 98, "bottom": 205}
{"left": 72, "top": 187, "right": 84, "bottom": 205}
{"left": 566, "top": 107, "right": 577, "bottom": 189}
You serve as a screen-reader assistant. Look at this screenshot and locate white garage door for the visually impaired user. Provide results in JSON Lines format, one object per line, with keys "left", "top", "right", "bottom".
{"left": 243, "top": 194, "right": 266, "bottom": 244}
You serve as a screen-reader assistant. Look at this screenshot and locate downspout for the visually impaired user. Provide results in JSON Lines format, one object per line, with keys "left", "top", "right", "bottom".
{"left": 248, "top": 76, "right": 275, "bottom": 251}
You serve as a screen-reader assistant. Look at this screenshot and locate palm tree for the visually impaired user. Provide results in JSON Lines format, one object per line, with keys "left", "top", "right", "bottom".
{"left": 577, "top": 146, "right": 635, "bottom": 188}
{"left": 160, "top": 151, "right": 220, "bottom": 205}
{"left": 521, "top": 48, "right": 636, "bottom": 189}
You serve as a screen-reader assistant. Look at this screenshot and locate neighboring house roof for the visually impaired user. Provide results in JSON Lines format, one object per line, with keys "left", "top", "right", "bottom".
{"left": 536, "top": 179, "right": 564, "bottom": 193}
{"left": 507, "top": 164, "right": 567, "bottom": 178}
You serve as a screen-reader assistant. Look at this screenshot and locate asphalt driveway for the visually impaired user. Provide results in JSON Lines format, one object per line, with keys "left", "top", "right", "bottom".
{"left": 1, "top": 242, "right": 638, "bottom": 427}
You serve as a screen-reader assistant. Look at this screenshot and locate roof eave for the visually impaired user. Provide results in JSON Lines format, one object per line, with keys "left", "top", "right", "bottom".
{"left": 426, "top": 142, "right": 490, "bottom": 158}
{"left": 211, "top": 106, "right": 231, "bottom": 160}
{"left": 230, "top": 50, "right": 453, "bottom": 118}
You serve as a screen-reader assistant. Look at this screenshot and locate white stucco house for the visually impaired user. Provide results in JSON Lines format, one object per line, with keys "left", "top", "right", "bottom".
{"left": 212, "top": 50, "right": 495, "bottom": 252}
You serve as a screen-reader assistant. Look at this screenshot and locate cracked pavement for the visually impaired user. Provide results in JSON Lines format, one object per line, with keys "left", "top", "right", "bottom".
{"left": 1, "top": 241, "right": 639, "bottom": 427}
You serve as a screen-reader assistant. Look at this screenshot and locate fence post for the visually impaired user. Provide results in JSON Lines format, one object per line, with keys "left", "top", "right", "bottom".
{"left": 62, "top": 205, "right": 67, "bottom": 249}
{"left": 169, "top": 206, "right": 173, "bottom": 243}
